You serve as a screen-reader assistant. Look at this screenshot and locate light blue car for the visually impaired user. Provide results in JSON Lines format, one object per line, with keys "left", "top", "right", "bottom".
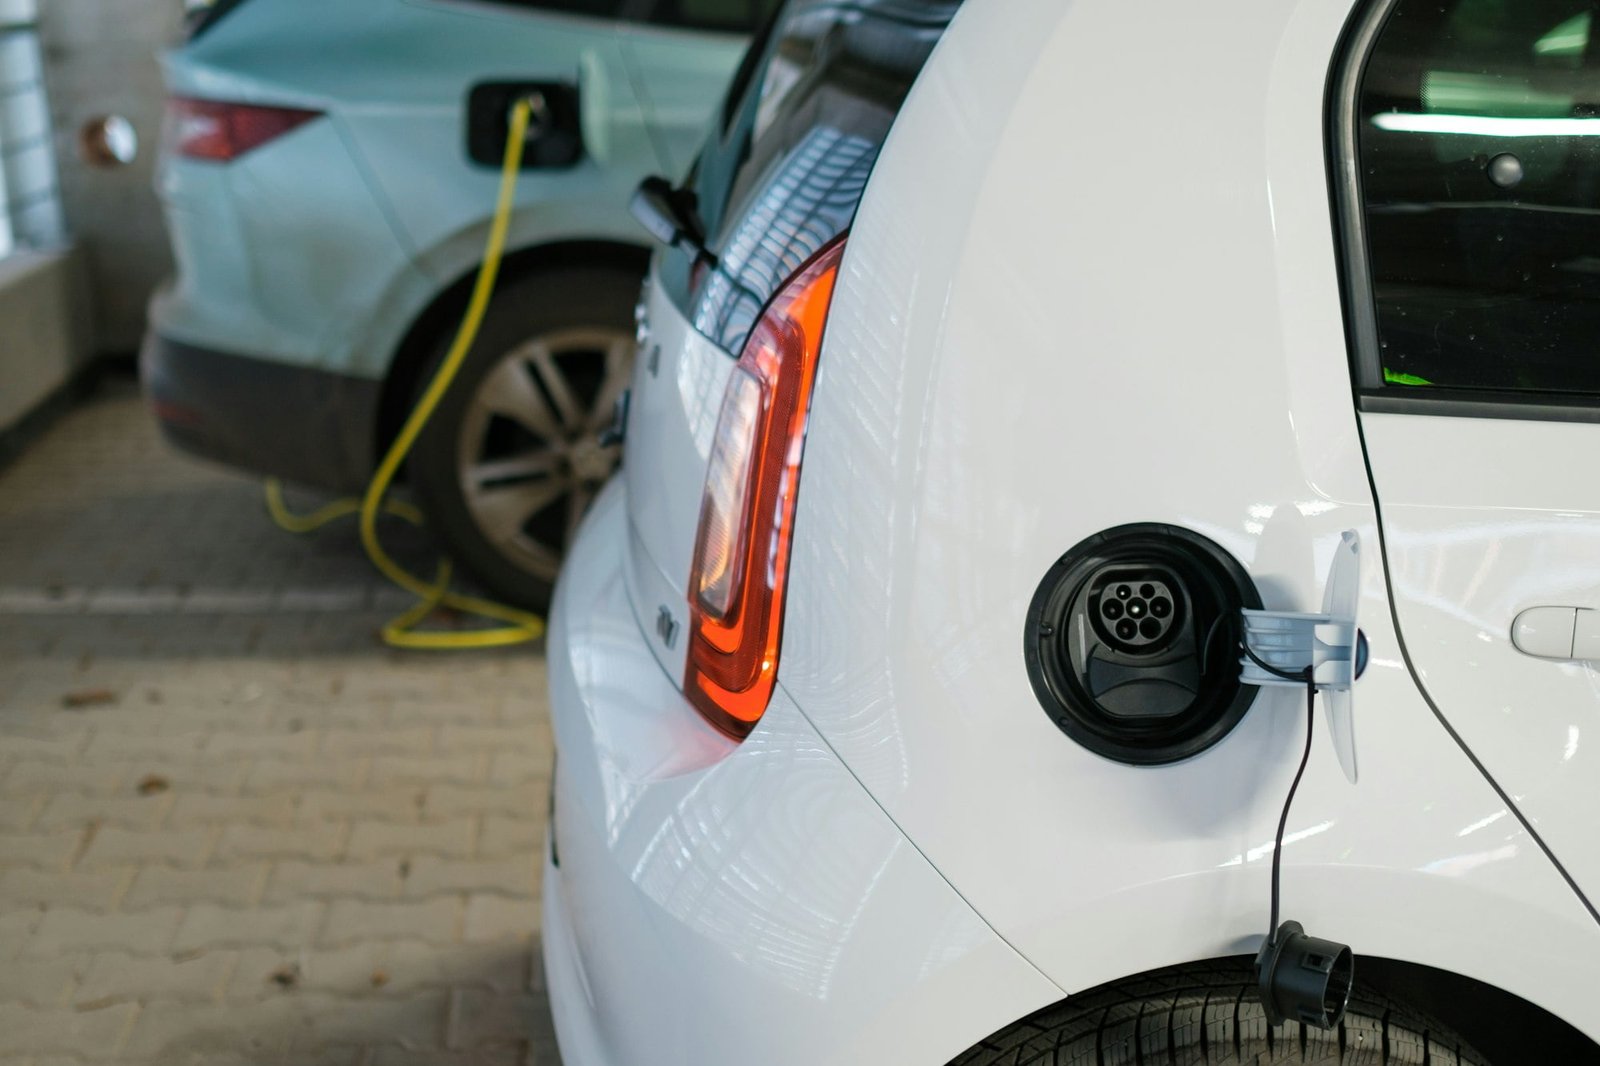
{"left": 142, "top": 0, "right": 770, "bottom": 607}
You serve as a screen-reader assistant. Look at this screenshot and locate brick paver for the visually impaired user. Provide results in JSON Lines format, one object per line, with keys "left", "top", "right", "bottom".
{"left": 0, "top": 379, "right": 558, "bottom": 1063}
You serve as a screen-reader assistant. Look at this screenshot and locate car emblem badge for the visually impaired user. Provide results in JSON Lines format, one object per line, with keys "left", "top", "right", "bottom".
{"left": 656, "top": 605, "right": 679, "bottom": 649}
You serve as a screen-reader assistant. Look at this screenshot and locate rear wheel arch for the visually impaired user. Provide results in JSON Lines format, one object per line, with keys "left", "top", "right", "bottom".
{"left": 375, "top": 238, "right": 650, "bottom": 462}
{"left": 1358, "top": 957, "right": 1600, "bottom": 1065}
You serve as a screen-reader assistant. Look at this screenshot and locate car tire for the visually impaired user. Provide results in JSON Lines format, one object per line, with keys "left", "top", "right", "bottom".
{"left": 410, "top": 264, "right": 640, "bottom": 611}
{"left": 949, "top": 960, "right": 1489, "bottom": 1066}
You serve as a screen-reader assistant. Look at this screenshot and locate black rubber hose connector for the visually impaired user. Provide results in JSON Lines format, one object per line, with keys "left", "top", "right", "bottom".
{"left": 1255, "top": 920, "right": 1354, "bottom": 1030}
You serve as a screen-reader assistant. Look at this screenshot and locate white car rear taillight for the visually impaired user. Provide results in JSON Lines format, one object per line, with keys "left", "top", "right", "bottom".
{"left": 695, "top": 367, "right": 765, "bottom": 620}
{"left": 684, "top": 235, "right": 846, "bottom": 739}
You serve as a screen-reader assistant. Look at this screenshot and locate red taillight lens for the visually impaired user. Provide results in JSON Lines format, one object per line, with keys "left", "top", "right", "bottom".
{"left": 684, "top": 235, "right": 846, "bottom": 739}
{"left": 167, "top": 97, "right": 320, "bottom": 162}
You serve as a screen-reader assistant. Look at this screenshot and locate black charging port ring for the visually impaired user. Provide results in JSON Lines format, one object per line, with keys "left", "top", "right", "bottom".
{"left": 1023, "top": 523, "right": 1262, "bottom": 766}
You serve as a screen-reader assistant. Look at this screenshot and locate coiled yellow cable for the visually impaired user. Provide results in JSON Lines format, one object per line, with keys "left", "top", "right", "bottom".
{"left": 264, "top": 481, "right": 424, "bottom": 533}
{"left": 265, "top": 98, "right": 544, "bottom": 649}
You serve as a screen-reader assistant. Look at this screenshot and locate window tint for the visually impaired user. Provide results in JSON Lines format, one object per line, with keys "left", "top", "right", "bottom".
{"left": 718, "top": 3, "right": 782, "bottom": 132}
{"left": 669, "top": 0, "right": 960, "bottom": 355}
{"left": 1355, "top": 0, "right": 1600, "bottom": 396}
{"left": 645, "top": 0, "right": 781, "bottom": 34}
{"left": 184, "top": 0, "right": 254, "bottom": 40}
{"left": 456, "top": 0, "right": 621, "bottom": 18}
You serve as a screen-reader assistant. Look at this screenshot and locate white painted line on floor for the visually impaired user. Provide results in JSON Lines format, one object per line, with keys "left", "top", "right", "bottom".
{"left": 86, "top": 588, "right": 183, "bottom": 613}
{"left": 0, "top": 587, "right": 88, "bottom": 613}
{"left": 275, "top": 587, "right": 369, "bottom": 612}
{"left": 0, "top": 586, "right": 385, "bottom": 615}
{"left": 179, "top": 589, "right": 277, "bottom": 614}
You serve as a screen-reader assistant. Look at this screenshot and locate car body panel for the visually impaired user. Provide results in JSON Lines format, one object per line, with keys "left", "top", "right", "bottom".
{"left": 543, "top": 476, "right": 1062, "bottom": 1066}
{"left": 1360, "top": 414, "right": 1600, "bottom": 913}
{"left": 1333, "top": 0, "right": 1600, "bottom": 927}
{"left": 153, "top": 165, "right": 253, "bottom": 344}
{"left": 150, "top": 0, "right": 744, "bottom": 386}
{"left": 152, "top": 106, "right": 425, "bottom": 375}
{"left": 777, "top": 0, "right": 1600, "bottom": 1041}
{"left": 327, "top": 6, "right": 660, "bottom": 279}
{"left": 622, "top": 268, "right": 732, "bottom": 682}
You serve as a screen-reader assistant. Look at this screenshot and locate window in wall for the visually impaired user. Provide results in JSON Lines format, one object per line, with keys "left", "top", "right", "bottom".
{"left": 0, "top": 1, "right": 65, "bottom": 259}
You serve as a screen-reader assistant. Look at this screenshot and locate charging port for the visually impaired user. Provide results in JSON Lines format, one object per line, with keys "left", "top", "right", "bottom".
{"left": 1024, "top": 524, "right": 1262, "bottom": 765}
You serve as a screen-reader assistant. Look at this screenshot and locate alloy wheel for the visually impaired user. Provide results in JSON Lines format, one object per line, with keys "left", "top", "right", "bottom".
{"left": 456, "top": 327, "right": 634, "bottom": 581}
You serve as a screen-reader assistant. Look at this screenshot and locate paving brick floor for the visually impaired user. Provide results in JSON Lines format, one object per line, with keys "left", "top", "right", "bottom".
{"left": 0, "top": 375, "right": 559, "bottom": 1064}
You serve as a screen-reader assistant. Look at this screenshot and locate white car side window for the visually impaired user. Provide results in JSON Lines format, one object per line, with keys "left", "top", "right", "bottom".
{"left": 1351, "top": 0, "right": 1600, "bottom": 400}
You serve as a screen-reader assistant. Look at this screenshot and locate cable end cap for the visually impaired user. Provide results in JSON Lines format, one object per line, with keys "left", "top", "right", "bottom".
{"left": 1256, "top": 920, "right": 1354, "bottom": 1031}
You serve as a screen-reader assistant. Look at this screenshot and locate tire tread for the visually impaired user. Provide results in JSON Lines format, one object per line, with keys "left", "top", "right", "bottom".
{"left": 950, "top": 960, "right": 1490, "bottom": 1066}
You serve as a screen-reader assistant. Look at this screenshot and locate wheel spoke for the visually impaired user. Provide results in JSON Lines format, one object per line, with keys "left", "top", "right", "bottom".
{"left": 465, "top": 478, "right": 570, "bottom": 546}
{"left": 481, "top": 357, "right": 563, "bottom": 440}
{"left": 587, "top": 336, "right": 636, "bottom": 432}
{"left": 467, "top": 450, "right": 563, "bottom": 488}
{"left": 526, "top": 343, "right": 585, "bottom": 434}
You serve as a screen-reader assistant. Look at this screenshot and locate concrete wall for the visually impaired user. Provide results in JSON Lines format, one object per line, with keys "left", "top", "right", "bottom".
{"left": 38, "top": 0, "right": 184, "bottom": 354}
{"left": 0, "top": 247, "right": 92, "bottom": 432}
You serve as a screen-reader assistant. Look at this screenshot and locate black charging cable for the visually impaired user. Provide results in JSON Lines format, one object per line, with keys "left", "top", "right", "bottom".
{"left": 1239, "top": 642, "right": 1317, "bottom": 944}
{"left": 1241, "top": 639, "right": 1355, "bottom": 1030}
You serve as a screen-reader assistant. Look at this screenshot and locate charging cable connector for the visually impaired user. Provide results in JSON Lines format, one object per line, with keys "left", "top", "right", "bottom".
{"left": 1237, "top": 529, "right": 1366, "bottom": 1031}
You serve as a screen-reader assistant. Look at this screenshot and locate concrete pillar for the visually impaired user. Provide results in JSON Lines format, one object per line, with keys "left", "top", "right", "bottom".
{"left": 37, "top": 0, "right": 183, "bottom": 354}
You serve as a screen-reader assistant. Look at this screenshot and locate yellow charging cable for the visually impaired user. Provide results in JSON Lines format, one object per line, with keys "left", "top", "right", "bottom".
{"left": 264, "top": 482, "right": 424, "bottom": 533}
{"left": 265, "top": 98, "right": 544, "bottom": 650}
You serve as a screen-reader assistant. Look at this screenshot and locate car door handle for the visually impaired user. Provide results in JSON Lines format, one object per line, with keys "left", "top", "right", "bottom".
{"left": 1511, "top": 606, "right": 1600, "bottom": 659}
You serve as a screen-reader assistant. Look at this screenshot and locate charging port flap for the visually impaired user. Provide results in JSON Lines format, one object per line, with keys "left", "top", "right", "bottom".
{"left": 1239, "top": 530, "right": 1364, "bottom": 782}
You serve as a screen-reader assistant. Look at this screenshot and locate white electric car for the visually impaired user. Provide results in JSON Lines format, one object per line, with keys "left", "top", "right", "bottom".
{"left": 543, "top": 0, "right": 1600, "bottom": 1062}
{"left": 142, "top": 0, "right": 773, "bottom": 607}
